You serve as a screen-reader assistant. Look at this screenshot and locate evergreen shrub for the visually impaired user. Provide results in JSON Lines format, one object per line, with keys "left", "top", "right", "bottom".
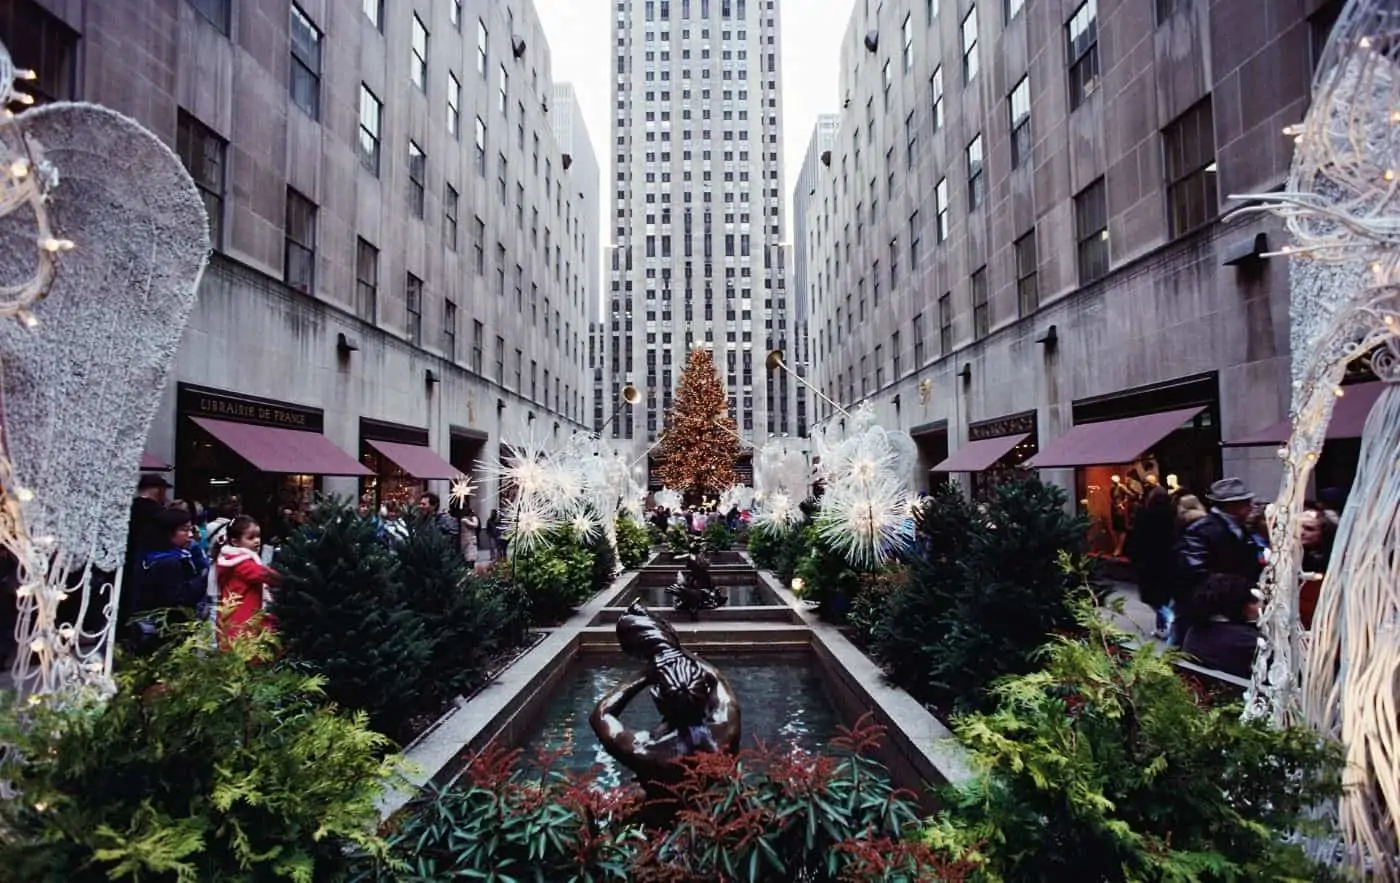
{"left": 923, "top": 601, "right": 1345, "bottom": 882}
{"left": 0, "top": 622, "right": 396, "bottom": 882}
{"left": 700, "top": 521, "right": 734, "bottom": 551}
{"left": 793, "top": 527, "right": 865, "bottom": 622}
{"left": 873, "top": 478, "right": 1092, "bottom": 711}
{"left": 747, "top": 520, "right": 809, "bottom": 585}
{"left": 510, "top": 527, "right": 596, "bottom": 624}
{"left": 614, "top": 514, "right": 654, "bottom": 569}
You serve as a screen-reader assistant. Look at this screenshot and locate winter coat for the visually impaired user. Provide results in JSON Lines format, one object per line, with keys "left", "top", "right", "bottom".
{"left": 1182, "top": 618, "right": 1259, "bottom": 678}
{"left": 131, "top": 547, "right": 207, "bottom": 615}
{"left": 216, "top": 545, "right": 278, "bottom": 644}
{"left": 1173, "top": 511, "right": 1263, "bottom": 628}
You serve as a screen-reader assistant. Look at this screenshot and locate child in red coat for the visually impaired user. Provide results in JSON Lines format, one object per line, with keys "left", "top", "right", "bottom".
{"left": 215, "top": 515, "right": 281, "bottom": 647}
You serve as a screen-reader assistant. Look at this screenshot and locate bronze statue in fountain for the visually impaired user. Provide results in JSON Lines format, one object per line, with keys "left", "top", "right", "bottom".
{"left": 666, "top": 541, "right": 727, "bottom": 620}
{"left": 589, "top": 601, "right": 741, "bottom": 800}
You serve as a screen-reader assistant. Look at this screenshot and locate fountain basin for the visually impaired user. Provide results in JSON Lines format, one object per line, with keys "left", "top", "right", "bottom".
{"left": 518, "top": 651, "right": 841, "bottom": 788}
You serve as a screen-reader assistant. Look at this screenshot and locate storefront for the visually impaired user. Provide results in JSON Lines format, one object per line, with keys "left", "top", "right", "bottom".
{"left": 449, "top": 426, "right": 488, "bottom": 516}
{"left": 932, "top": 411, "right": 1039, "bottom": 500}
{"left": 174, "top": 384, "right": 369, "bottom": 535}
{"left": 359, "top": 418, "right": 460, "bottom": 510}
{"left": 909, "top": 420, "right": 949, "bottom": 493}
{"left": 1026, "top": 373, "right": 1221, "bottom": 560}
{"left": 1223, "top": 379, "right": 1383, "bottom": 497}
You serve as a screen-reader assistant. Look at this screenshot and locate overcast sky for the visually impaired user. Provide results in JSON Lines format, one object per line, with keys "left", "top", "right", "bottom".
{"left": 532, "top": 0, "right": 850, "bottom": 250}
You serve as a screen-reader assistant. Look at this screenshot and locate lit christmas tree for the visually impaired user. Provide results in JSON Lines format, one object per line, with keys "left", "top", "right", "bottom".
{"left": 656, "top": 347, "right": 740, "bottom": 500}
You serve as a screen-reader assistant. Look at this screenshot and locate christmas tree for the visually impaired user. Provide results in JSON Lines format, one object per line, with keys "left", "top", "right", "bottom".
{"left": 656, "top": 347, "right": 740, "bottom": 498}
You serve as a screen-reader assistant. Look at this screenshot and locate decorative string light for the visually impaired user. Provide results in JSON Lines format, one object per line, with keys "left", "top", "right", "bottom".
{"left": 1227, "top": 1, "right": 1400, "bottom": 872}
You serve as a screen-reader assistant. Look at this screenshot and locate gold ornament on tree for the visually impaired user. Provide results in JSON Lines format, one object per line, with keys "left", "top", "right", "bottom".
{"left": 655, "top": 348, "right": 740, "bottom": 499}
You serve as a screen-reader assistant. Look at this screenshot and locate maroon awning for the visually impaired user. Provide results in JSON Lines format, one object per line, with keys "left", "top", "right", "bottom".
{"left": 191, "top": 417, "right": 371, "bottom": 476}
{"left": 1222, "top": 381, "right": 1385, "bottom": 447}
{"left": 1024, "top": 406, "right": 1206, "bottom": 469}
{"left": 365, "top": 439, "right": 460, "bottom": 480}
{"left": 930, "top": 433, "right": 1031, "bottom": 473}
{"left": 139, "top": 452, "right": 172, "bottom": 471}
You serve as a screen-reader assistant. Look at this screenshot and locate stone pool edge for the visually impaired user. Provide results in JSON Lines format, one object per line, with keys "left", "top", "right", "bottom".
{"left": 752, "top": 561, "right": 976, "bottom": 789}
{"left": 376, "top": 563, "right": 647, "bottom": 820}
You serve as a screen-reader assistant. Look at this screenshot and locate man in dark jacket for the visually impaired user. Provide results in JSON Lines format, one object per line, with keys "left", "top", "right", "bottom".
{"left": 1172, "top": 477, "right": 1263, "bottom": 646}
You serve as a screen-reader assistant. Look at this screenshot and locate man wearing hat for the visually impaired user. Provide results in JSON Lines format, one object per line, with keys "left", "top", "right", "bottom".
{"left": 1172, "top": 477, "right": 1264, "bottom": 646}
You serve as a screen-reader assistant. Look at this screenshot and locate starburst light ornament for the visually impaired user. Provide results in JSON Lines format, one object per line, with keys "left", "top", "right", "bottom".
{"left": 810, "top": 403, "right": 919, "bottom": 568}
{"left": 751, "top": 439, "right": 811, "bottom": 529}
{"left": 448, "top": 474, "right": 476, "bottom": 509}
{"left": 653, "top": 487, "right": 683, "bottom": 512}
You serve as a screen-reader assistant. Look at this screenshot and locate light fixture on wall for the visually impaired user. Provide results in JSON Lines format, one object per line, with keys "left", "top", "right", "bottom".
{"left": 892, "top": 393, "right": 902, "bottom": 415}
{"left": 336, "top": 332, "right": 359, "bottom": 356}
{"left": 958, "top": 363, "right": 972, "bottom": 387}
{"left": 425, "top": 368, "right": 440, "bottom": 387}
{"left": 496, "top": 398, "right": 507, "bottom": 417}
{"left": 1036, "top": 324, "right": 1059, "bottom": 352}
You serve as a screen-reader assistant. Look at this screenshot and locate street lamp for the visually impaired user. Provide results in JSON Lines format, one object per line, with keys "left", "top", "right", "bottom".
{"left": 765, "top": 349, "right": 849, "bottom": 417}
{"left": 595, "top": 382, "right": 641, "bottom": 437}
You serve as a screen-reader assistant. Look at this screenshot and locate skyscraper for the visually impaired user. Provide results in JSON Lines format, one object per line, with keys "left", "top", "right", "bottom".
{"left": 607, "top": 0, "right": 787, "bottom": 485}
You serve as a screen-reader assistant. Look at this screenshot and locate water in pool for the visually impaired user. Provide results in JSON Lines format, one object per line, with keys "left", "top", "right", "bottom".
{"left": 518, "top": 653, "right": 842, "bottom": 788}
{"left": 625, "top": 582, "right": 772, "bottom": 607}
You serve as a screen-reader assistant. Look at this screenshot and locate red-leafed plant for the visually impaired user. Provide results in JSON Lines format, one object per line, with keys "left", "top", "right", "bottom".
{"left": 353, "top": 714, "right": 973, "bottom": 882}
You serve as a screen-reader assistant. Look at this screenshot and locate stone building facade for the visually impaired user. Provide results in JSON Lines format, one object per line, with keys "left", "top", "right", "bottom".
{"left": 801, "top": 0, "right": 1348, "bottom": 528}
{"left": 792, "top": 113, "right": 841, "bottom": 438}
{"left": 9, "top": 0, "right": 598, "bottom": 518}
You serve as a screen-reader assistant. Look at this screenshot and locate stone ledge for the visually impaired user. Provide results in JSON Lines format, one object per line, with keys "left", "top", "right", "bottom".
{"left": 377, "top": 568, "right": 641, "bottom": 821}
{"left": 756, "top": 568, "right": 976, "bottom": 791}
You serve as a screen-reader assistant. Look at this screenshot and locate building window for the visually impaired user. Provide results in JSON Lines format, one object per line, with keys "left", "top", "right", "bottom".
{"left": 1155, "top": 0, "right": 1184, "bottom": 24}
{"left": 175, "top": 111, "right": 226, "bottom": 248}
{"left": 1009, "top": 76, "right": 1031, "bottom": 168}
{"left": 930, "top": 65, "right": 944, "bottom": 132}
{"left": 961, "top": 5, "right": 979, "bottom": 84}
{"left": 476, "top": 19, "right": 489, "bottom": 77}
{"left": 938, "top": 293, "right": 953, "bottom": 354}
{"left": 1075, "top": 177, "right": 1109, "bottom": 283}
{"left": 496, "top": 244, "right": 506, "bottom": 297}
{"left": 289, "top": 5, "right": 322, "bottom": 119}
{"left": 1067, "top": 0, "right": 1099, "bottom": 110}
{"left": 447, "top": 72, "right": 461, "bottom": 138}
{"left": 499, "top": 64, "right": 509, "bottom": 115}
{"left": 909, "top": 210, "right": 921, "bottom": 268}
{"left": 935, "top": 177, "right": 949, "bottom": 241}
{"left": 407, "top": 141, "right": 426, "bottom": 218}
{"left": 971, "top": 267, "right": 989, "bottom": 339}
{"left": 515, "top": 350, "right": 523, "bottom": 391}
{"left": 1015, "top": 229, "right": 1039, "bottom": 316}
{"left": 443, "top": 300, "right": 458, "bottom": 359}
{"left": 913, "top": 312, "right": 925, "bottom": 365}
{"left": 905, "top": 111, "right": 917, "bottom": 168}
{"left": 966, "top": 135, "right": 985, "bottom": 210}
{"left": 1164, "top": 97, "right": 1218, "bottom": 238}
{"left": 495, "top": 336, "right": 506, "bottom": 383}
{"left": 472, "top": 217, "right": 485, "bottom": 274}
{"left": 531, "top": 361, "right": 538, "bottom": 400}
{"left": 892, "top": 330, "right": 902, "bottom": 377}
{"left": 474, "top": 117, "right": 487, "bottom": 175}
{"left": 882, "top": 60, "right": 892, "bottom": 109}
{"left": 405, "top": 273, "right": 423, "bottom": 345}
{"left": 358, "top": 85, "right": 382, "bottom": 175}
{"left": 902, "top": 13, "right": 914, "bottom": 71}
{"left": 444, "top": 184, "right": 459, "bottom": 249}
{"left": 188, "top": 0, "right": 230, "bottom": 33}
{"left": 283, "top": 188, "right": 316, "bottom": 294}
{"left": 362, "top": 0, "right": 382, "bottom": 30}
{"left": 355, "top": 237, "right": 378, "bottom": 320}
{"left": 410, "top": 14, "right": 428, "bottom": 91}
{"left": 450, "top": 0, "right": 462, "bottom": 29}
{"left": 0, "top": 1, "right": 77, "bottom": 105}
{"left": 472, "top": 320, "right": 485, "bottom": 374}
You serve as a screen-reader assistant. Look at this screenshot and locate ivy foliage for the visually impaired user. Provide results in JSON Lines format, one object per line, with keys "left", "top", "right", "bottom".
{"left": 614, "top": 514, "right": 654, "bottom": 569}
{"left": 873, "top": 479, "right": 1092, "bottom": 711}
{"left": 923, "top": 601, "right": 1345, "bottom": 883}
{"left": 0, "top": 622, "right": 396, "bottom": 883}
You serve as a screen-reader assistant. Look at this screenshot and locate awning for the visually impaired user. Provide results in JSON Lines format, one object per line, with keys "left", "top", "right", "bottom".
{"left": 930, "top": 433, "right": 1031, "bottom": 473}
{"left": 140, "top": 452, "right": 172, "bottom": 471}
{"left": 1222, "top": 381, "right": 1384, "bottom": 447}
{"left": 1024, "top": 406, "right": 1205, "bottom": 469}
{"left": 191, "top": 417, "right": 371, "bottom": 476}
{"left": 365, "top": 439, "right": 460, "bottom": 480}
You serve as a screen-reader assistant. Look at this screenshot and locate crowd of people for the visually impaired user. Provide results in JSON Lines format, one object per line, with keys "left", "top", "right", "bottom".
{"left": 1126, "top": 476, "right": 1341, "bottom": 677}
{"left": 648, "top": 504, "right": 747, "bottom": 535}
{"left": 117, "top": 478, "right": 502, "bottom": 656}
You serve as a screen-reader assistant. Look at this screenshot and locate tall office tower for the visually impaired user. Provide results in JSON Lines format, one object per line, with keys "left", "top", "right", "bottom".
{"left": 607, "top": 0, "right": 787, "bottom": 485}
{"left": 792, "top": 114, "right": 841, "bottom": 438}
{"left": 550, "top": 82, "right": 602, "bottom": 429}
